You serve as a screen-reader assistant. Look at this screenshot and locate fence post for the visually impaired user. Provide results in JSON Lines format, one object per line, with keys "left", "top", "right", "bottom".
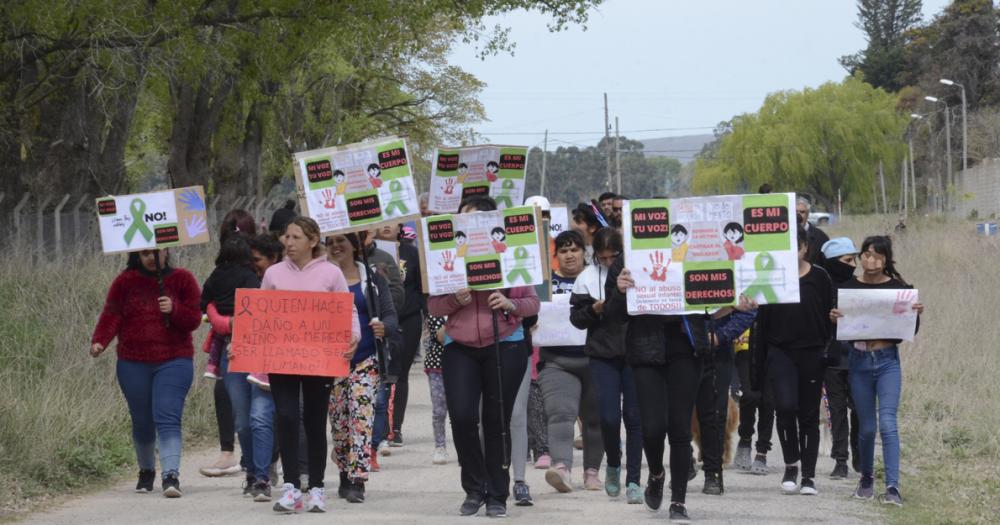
{"left": 13, "top": 193, "right": 30, "bottom": 247}
{"left": 72, "top": 195, "right": 89, "bottom": 248}
{"left": 36, "top": 194, "right": 54, "bottom": 260}
{"left": 53, "top": 194, "right": 71, "bottom": 258}
{"left": 209, "top": 196, "right": 222, "bottom": 227}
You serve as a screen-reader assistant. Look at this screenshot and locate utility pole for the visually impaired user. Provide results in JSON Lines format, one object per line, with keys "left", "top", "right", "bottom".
{"left": 540, "top": 129, "right": 548, "bottom": 197}
{"left": 879, "top": 160, "right": 887, "bottom": 213}
{"left": 908, "top": 129, "right": 917, "bottom": 211}
{"left": 615, "top": 116, "right": 621, "bottom": 194}
{"left": 604, "top": 92, "right": 612, "bottom": 190}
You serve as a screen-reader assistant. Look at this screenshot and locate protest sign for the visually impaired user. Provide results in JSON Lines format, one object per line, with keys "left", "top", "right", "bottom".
{"left": 420, "top": 205, "right": 547, "bottom": 295}
{"left": 622, "top": 193, "right": 799, "bottom": 314}
{"left": 532, "top": 294, "right": 587, "bottom": 347}
{"left": 548, "top": 205, "right": 570, "bottom": 238}
{"left": 96, "top": 186, "right": 210, "bottom": 254}
{"left": 427, "top": 145, "right": 529, "bottom": 213}
{"left": 230, "top": 289, "right": 354, "bottom": 377}
{"left": 836, "top": 288, "right": 920, "bottom": 341}
{"left": 293, "top": 137, "right": 420, "bottom": 234}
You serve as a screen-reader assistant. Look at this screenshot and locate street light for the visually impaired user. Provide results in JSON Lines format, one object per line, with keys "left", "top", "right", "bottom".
{"left": 940, "top": 78, "right": 968, "bottom": 171}
{"left": 924, "top": 96, "right": 952, "bottom": 211}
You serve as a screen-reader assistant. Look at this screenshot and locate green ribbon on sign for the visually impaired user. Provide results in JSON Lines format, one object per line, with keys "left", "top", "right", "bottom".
{"left": 742, "top": 252, "right": 779, "bottom": 303}
{"left": 384, "top": 179, "right": 410, "bottom": 216}
{"left": 506, "top": 246, "right": 533, "bottom": 284}
{"left": 123, "top": 198, "right": 154, "bottom": 245}
{"left": 494, "top": 179, "right": 517, "bottom": 208}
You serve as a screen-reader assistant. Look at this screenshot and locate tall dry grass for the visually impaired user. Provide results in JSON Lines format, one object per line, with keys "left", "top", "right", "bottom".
{"left": 0, "top": 247, "right": 217, "bottom": 518}
{"left": 828, "top": 216, "right": 1000, "bottom": 524}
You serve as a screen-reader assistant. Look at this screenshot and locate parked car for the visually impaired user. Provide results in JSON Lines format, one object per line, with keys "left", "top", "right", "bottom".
{"left": 809, "top": 211, "right": 833, "bottom": 225}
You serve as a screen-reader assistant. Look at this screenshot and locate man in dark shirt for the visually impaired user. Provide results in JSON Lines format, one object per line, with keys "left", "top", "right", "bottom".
{"left": 796, "top": 196, "right": 829, "bottom": 265}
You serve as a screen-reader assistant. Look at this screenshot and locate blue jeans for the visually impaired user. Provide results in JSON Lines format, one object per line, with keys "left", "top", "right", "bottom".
{"left": 588, "top": 356, "right": 643, "bottom": 485}
{"left": 116, "top": 357, "right": 193, "bottom": 478}
{"left": 372, "top": 383, "right": 391, "bottom": 450}
{"left": 220, "top": 345, "right": 275, "bottom": 481}
{"left": 848, "top": 346, "right": 902, "bottom": 488}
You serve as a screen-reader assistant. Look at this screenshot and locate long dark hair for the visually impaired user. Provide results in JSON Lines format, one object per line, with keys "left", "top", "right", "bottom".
{"left": 591, "top": 227, "right": 622, "bottom": 265}
{"left": 126, "top": 250, "right": 171, "bottom": 272}
{"left": 219, "top": 209, "right": 257, "bottom": 244}
{"left": 215, "top": 235, "right": 253, "bottom": 268}
{"left": 860, "top": 235, "right": 907, "bottom": 284}
{"left": 458, "top": 195, "right": 497, "bottom": 213}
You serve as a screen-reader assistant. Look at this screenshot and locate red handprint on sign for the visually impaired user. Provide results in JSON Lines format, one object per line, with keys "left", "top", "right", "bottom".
{"left": 443, "top": 178, "right": 455, "bottom": 195}
{"left": 321, "top": 189, "right": 337, "bottom": 209}
{"left": 642, "top": 251, "right": 669, "bottom": 282}
{"left": 892, "top": 290, "right": 916, "bottom": 314}
{"left": 439, "top": 250, "right": 455, "bottom": 272}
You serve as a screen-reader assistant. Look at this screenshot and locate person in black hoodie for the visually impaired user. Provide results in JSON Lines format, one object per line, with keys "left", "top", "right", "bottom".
{"left": 750, "top": 226, "right": 834, "bottom": 497}
{"left": 604, "top": 254, "right": 711, "bottom": 522}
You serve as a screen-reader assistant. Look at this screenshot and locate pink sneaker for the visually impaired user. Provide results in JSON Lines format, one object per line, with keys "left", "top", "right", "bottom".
{"left": 545, "top": 464, "right": 573, "bottom": 493}
{"left": 534, "top": 454, "right": 551, "bottom": 470}
{"left": 203, "top": 362, "right": 221, "bottom": 380}
{"left": 247, "top": 373, "right": 270, "bottom": 391}
{"left": 583, "top": 468, "right": 602, "bottom": 490}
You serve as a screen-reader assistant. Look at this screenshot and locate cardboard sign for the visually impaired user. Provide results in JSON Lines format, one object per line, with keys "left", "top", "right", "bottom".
{"left": 96, "top": 186, "right": 210, "bottom": 254}
{"left": 293, "top": 137, "right": 420, "bottom": 234}
{"left": 428, "top": 145, "right": 529, "bottom": 213}
{"left": 622, "top": 193, "right": 799, "bottom": 315}
{"left": 836, "top": 288, "right": 920, "bottom": 341}
{"left": 230, "top": 289, "right": 354, "bottom": 377}
{"left": 420, "top": 206, "right": 548, "bottom": 295}
{"left": 532, "top": 294, "right": 587, "bottom": 347}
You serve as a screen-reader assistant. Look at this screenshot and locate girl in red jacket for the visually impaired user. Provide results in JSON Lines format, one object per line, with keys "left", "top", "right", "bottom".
{"left": 91, "top": 249, "right": 202, "bottom": 498}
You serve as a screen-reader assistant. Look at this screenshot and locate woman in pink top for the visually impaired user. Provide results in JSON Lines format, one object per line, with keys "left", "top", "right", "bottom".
{"left": 261, "top": 217, "right": 360, "bottom": 514}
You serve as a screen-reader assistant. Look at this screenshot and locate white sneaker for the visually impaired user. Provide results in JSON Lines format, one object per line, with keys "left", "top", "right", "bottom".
{"left": 305, "top": 486, "right": 326, "bottom": 513}
{"left": 432, "top": 447, "right": 449, "bottom": 465}
{"left": 273, "top": 483, "right": 303, "bottom": 513}
{"left": 379, "top": 441, "right": 391, "bottom": 457}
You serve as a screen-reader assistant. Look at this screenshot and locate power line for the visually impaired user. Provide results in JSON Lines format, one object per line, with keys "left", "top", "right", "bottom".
{"left": 480, "top": 126, "right": 717, "bottom": 136}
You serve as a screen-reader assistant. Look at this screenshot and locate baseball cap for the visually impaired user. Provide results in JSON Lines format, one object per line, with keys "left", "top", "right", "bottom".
{"left": 821, "top": 237, "right": 858, "bottom": 259}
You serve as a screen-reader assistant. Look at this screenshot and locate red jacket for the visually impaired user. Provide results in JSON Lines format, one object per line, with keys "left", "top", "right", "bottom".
{"left": 428, "top": 286, "right": 540, "bottom": 349}
{"left": 92, "top": 268, "right": 203, "bottom": 362}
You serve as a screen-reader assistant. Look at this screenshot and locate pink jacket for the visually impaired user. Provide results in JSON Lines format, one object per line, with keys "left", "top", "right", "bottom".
{"left": 428, "top": 287, "right": 540, "bottom": 349}
{"left": 261, "top": 256, "right": 361, "bottom": 340}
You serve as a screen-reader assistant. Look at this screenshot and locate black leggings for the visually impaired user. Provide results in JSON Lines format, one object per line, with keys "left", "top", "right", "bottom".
{"left": 391, "top": 314, "right": 423, "bottom": 433}
{"left": 632, "top": 341, "right": 701, "bottom": 504}
{"left": 736, "top": 350, "right": 774, "bottom": 453}
{"left": 695, "top": 348, "right": 733, "bottom": 474}
{"left": 214, "top": 379, "right": 235, "bottom": 452}
{"left": 270, "top": 374, "right": 333, "bottom": 489}
{"left": 767, "top": 346, "right": 825, "bottom": 479}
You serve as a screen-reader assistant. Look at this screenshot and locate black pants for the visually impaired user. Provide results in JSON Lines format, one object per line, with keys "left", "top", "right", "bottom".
{"left": 767, "top": 346, "right": 825, "bottom": 479}
{"left": 695, "top": 348, "right": 733, "bottom": 474}
{"left": 270, "top": 374, "right": 333, "bottom": 489}
{"left": 391, "top": 314, "right": 423, "bottom": 433}
{"left": 214, "top": 379, "right": 235, "bottom": 452}
{"left": 632, "top": 340, "right": 701, "bottom": 504}
{"left": 442, "top": 341, "right": 528, "bottom": 505}
{"left": 824, "top": 366, "right": 859, "bottom": 463}
{"left": 735, "top": 350, "right": 774, "bottom": 453}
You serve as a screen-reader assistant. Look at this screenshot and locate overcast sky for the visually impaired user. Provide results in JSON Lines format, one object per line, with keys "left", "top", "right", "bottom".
{"left": 448, "top": 0, "right": 951, "bottom": 151}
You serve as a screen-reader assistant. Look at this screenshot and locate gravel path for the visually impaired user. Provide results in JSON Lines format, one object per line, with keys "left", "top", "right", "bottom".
{"left": 20, "top": 368, "right": 881, "bottom": 524}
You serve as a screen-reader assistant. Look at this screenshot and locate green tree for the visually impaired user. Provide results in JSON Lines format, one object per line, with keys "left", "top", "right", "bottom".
{"left": 840, "top": 0, "right": 923, "bottom": 92}
{"left": 693, "top": 77, "right": 908, "bottom": 212}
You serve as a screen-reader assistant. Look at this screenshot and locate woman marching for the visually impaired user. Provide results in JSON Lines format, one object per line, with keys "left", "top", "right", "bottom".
{"left": 750, "top": 226, "right": 834, "bottom": 497}
{"left": 326, "top": 232, "right": 400, "bottom": 503}
{"left": 831, "top": 235, "right": 923, "bottom": 506}
{"left": 427, "top": 196, "right": 540, "bottom": 518}
{"left": 91, "top": 249, "right": 202, "bottom": 497}
{"left": 264, "top": 217, "right": 360, "bottom": 513}
{"left": 569, "top": 227, "right": 643, "bottom": 503}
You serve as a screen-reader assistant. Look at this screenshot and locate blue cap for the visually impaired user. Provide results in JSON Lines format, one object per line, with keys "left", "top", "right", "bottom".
{"left": 821, "top": 237, "right": 858, "bottom": 259}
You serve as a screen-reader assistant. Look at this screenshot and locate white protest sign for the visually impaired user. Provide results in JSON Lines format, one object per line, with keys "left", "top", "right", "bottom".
{"left": 374, "top": 239, "right": 399, "bottom": 263}
{"left": 96, "top": 186, "right": 210, "bottom": 254}
{"left": 836, "top": 288, "right": 919, "bottom": 341}
{"left": 428, "top": 145, "right": 529, "bottom": 213}
{"left": 532, "top": 294, "right": 587, "bottom": 347}
{"left": 548, "top": 206, "right": 569, "bottom": 238}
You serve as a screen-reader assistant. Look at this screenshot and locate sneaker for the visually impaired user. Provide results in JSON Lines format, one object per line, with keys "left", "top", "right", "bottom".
{"left": 879, "top": 486, "right": 903, "bottom": 507}
{"left": 371, "top": 453, "right": 381, "bottom": 472}
{"left": 242, "top": 476, "right": 257, "bottom": 497}
{"left": 534, "top": 454, "right": 551, "bottom": 469}
{"left": 781, "top": 465, "right": 799, "bottom": 494}
{"left": 199, "top": 452, "right": 241, "bottom": 477}
{"left": 750, "top": 453, "right": 769, "bottom": 475}
{"left": 513, "top": 481, "right": 533, "bottom": 507}
{"left": 135, "top": 469, "right": 155, "bottom": 493}
{"left": 734, "top": 443, "right": 752, "bottom": 471}
{"left": 605, "top": 465, "right": 621, "bottom": 497}
{"left": 626, "top": 482, "right": 643, "bottom": 504}
{"left": 702, "top": 470, "right": 723, "bottom": 495}
{"left": 253, "top": 480, "right": 272, "bottom": 502}
{"left": 273, "top": 483, "right": 303, "bottom": 513}
{"left": 247, "top": 373, "right": 270, "bottom": 391}
{"left": 162, "top": 473, "right": 182, "bottom": 498}
{"left": 389, "top": 430, "right": 404, "bottom": 447}
{"left": 830, "top": 460, "right": 848, "bottom": 479}
{"left": 574, "top": 435, "right": 583, "bottom": 450}
{"left": 459, "top": 494, "right": 486, "bottom": 516}
{"left": 433, "top": 447, "right": 449, "bottom": 465}
{"left": 644, "top": 473, "right": 664, "bottom": 512}
{"left": 800, "top": 477, "right": 818, "bottom": 495}
{"left": 485, "top": 502, "right": 508, "bottom": 518}
{"left": 379, "top": 441, "right": 392, "bottom": 457}
{"left": 305, "top": 486, "right": 326, "bottom": 512}
{"left": 584, "top": 468, "right": 602, "bottom": 491}
{"left": 545, "top": 464, "right": 573, "bottom": 493}
{"left": 668, "top": 502, "right": 692, "bottom": 523}
{"left": 203, "top": 364, "right": 221, "bottom": 380}
{"left": 853, "top": 476, "right": 875, "bottom": 500}
{"left": 269, "top": 462, "right": 281, "bottom": 487}
{"left": 346, "top": 480, "right": 365, "bottom": 503}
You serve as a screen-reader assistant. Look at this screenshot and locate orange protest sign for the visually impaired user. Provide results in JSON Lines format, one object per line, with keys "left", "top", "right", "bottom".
{"left": 230, "top": 289, "right": 353, "bottom": 377}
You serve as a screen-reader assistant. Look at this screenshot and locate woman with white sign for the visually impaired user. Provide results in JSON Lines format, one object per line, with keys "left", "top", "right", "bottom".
{"left": 91, "top": 249, "right": 202, "bottom": 498}
{"left": 569, "top": 227, "right": 643, "bottom": 504}
{"left": 830, "top": 235, "right": 923, "bottom": 507}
